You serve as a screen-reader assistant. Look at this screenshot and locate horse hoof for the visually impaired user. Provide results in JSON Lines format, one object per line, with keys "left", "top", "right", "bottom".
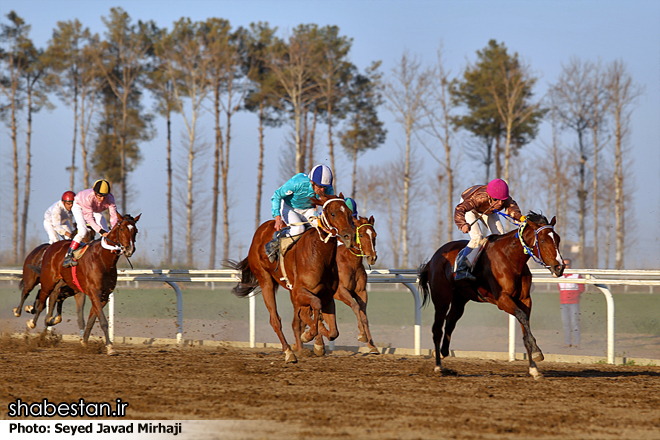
{"left": 313, "top": 344, "right": 325, "bottom": 357}
{"left": 13, "top": 307, "right": 20, "bottom": 317}
{"left": 26, "top": 320, "right": 36, "bottom": 329}
{"left": 106, "top": 345, "right": 118, "bottom": 356}
{"left": 529, "top": 367, "right": 543, "bottom": 380}
{"left": 80, "top": 340, "right": 87, "bottom": 348}
{"left": 532, "top": 351, "right": 544, "bottom": 362}
{"left": 357, "top": 334, "right": 368, "bottom": 343}
{"left": 24, "top": 305, "right": 34, "bottom": 314}
{"left": 284, "top": 349, "right": 297, "bottom": 364}
{"left": 434, "top": 366, "right": 442, "bottom": 373}
{"left": 300, "top": 331, "right": 312, "bottom": 343}
{"left": 368, "top": 347, "right": 380, "bottom": 355}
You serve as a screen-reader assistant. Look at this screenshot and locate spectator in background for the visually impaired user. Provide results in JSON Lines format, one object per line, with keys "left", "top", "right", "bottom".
{"left": 557, "top": 258, "right": 586, "bottom": 348}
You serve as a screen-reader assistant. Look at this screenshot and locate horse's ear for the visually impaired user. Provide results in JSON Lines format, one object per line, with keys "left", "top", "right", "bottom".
{"left": 369, "top": 215, "right": 375, "bottom": 225}
{"left": 550, "top": 216, "right": 556, "bottom": 226}
{"left": 134, "top": 213, "right": 141, "bottom": 222}
{"left": 117, "top": 212, "right": 124, "bottom": 222}
{"left": 338, "top": 192, "right": 345, "bottom": 199}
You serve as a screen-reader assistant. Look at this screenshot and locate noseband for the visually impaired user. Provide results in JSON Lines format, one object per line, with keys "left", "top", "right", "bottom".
{"left": 314, "top": 198, "right": 348, "bottom": 243}
{"left": 347, "top": 223, "right": 375, "bottom": 258}
{"left": 102, "top": 218, "right": 137, "bottom": 255}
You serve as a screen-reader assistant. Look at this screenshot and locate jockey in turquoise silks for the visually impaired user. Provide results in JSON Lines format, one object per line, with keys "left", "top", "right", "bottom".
{"left": 265, "top": 164, "right": 335, "bottom": 262}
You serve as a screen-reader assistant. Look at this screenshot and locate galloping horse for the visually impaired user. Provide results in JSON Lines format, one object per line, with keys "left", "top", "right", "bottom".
{"left": 27, "top": 213, "right": 140, "bottom": 355}
{"left": 14, "top": 228, "right": 95, "bottom": 332}
{"left": 228, "top": 193, "right": 355, "bottom": 363}
{"left": 331, "top": 215, "right": 378, "bottom": 353}
{"left": 418, "top": 212, "right": 564, "bottom": 379}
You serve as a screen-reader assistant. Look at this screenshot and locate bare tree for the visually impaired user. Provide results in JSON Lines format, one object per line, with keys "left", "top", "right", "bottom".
{"left": 157, "top": 18, "right": 212, "bottom": 266}
{"left": 550, "top": 57, "right": 595, "bottom": 267}
{"left": 605, "top": 59, "right": 642, "bottom": 269}
{"left": 265, "top": 25, "right": 321, "bottom": 173}
{"left": 421, "top": 45, "right": 458, "bottom": 243}
{"left": 95, "top": 8, "right": 151, "bottom": 212}
{"left": 383, "top": 51, "right": 430, "bottom": 267}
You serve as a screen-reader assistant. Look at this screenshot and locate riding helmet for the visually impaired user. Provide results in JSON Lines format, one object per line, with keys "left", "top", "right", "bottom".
{"left": 93, "top": 179, "right": 111, "bottom": 196}
{"left": 486, "top": 178, "right": 509, "bottom": 200}
{"left": 309, "top": 164, "right": 333, "bottom": 187}
{"left": 345, "top": 197, "right": 358, "bottom": 218}
{"left": 61, "top": 191, "right": 76, "bottom": 202}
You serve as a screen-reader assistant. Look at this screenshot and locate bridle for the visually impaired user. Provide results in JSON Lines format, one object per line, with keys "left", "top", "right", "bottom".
{"left": 346, "top": 222, "right": 375, "bottom": 258}
{"left": 516, "top": 220, "right": 557, "bottom": 269}
{"left": 100, "top": 217, "right": 138, "bottom": 267}
{"left": 314, "top": 198, "right": 350, "bottom": 243}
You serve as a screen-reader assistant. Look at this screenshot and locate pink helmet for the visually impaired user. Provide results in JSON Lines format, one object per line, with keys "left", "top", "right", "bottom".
{"left": 61, "top": 191, "right": 75, "bottom": 202}
{"left": 486, "top": 179, "right": 509, "bottom": 200}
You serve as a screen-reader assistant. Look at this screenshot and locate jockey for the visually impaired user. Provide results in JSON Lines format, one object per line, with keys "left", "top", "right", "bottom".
{"left": 43, "top": 191, "right": 76, "bottom": 244}
{"left": 63, "top": 179, "right": 119, "bottom": 268}
{"left": 265, "top": 164, "right": 334, "bottom": 262}
{"left": 344, "top": 197, "right": 358, "bottom": 219}
{"left": 453, "top": 178, "right": 523, "bottom": 281}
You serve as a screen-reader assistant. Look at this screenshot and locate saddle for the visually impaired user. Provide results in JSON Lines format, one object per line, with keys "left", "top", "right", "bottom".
{"left": 453, "top": 237, "right": 489, "bottom": 273}
{"left": 72, "top": 242, "right": 92, "bottom": 260}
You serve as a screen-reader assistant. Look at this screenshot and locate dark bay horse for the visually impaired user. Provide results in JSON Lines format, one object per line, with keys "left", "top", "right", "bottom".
{"left": 228, "top": 193, "right": 355, "bottom": 363}
{"left": 15, "top": 228, "right": 95, "bottom": 333}
{"left": 418, "top": 212, "right": 564, "bottom": 379}
{"left": 27, "top": 213, "right": 140, "bottom": 355}
{"left": 317, "top": 215, "right": 378, "bottom": 354}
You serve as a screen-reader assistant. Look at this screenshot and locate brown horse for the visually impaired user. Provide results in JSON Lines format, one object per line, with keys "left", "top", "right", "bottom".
{"left": 418, "top": 212, "right": 564, "bottom": 379}
{"left": 228, "top": 193, "right": 355, "bottom": 363}
{"left": 15, "top": 228, "right": 95, "bottom": 332}
{"left": 311, "top": 215, "right": 378, "bottom": 354}
{"left": 27, "top": 213, "right": 140, "bottom": 355}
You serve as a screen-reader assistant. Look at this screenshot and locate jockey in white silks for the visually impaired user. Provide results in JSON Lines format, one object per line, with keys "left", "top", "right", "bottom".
{"left": 43, "top": 191, "right": 76, "bottom": 244}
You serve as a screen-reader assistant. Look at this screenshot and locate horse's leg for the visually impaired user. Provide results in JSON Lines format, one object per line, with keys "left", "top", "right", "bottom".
{"left": 26, "top": 288, "right": 50, "bottom": 330}
{"left": 354, "top": 285, "right": 378, "bottom": 354}
{"left": 260, "top": 278, "right": 296, "bottom": 363}
{"left": 496, "top": 294, "right": 543, "bottom": 379}
{"left": 334, "top": 285, "right": 366, "bottom": 342}
{"left": 14, "top": 279, "right": 36, "bottom": 317}
{"left": 440, "top": 294, "right": 468, "bottom": 358}
{"left": 25, "top": 290, "right": 40, "bottom": 315}
{"left": 74, "top": 292, "right": 86, "bottom": 338}
{"left": 293, "top": 287, "right": 323, "bottom": 346}
{"left": 45, "top": 287, "right": 63, "bottom": 327}
{"left": 299, "top": 306, "right": 316, "bottom": 343}
{"left": 87, "top": 293, "right": 116, "bottom": 356}
{"left": 431, "top": 299, "right": 450, "bottom": 373}
{"left": 318, "top": 296, "right": 338, "bottom": 341}
{"left": 81, "top": 307, "right": 97, "bottom": 347}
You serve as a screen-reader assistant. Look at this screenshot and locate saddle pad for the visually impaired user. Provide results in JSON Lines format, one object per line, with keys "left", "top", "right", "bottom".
{"left": 73, "top": 244, "right": 90, "bottom": 260}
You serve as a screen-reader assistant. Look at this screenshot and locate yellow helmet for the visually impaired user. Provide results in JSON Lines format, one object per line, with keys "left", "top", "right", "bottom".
{"left": 93, "top": 179, "right": 111, "bottom": 196}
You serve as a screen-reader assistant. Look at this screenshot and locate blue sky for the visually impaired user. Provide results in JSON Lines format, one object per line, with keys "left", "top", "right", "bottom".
{"left": 1, "top": 0, "right": 659, "bottom": 268}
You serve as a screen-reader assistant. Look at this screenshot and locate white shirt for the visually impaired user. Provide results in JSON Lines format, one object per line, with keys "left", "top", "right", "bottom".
{"left": 44, "top": 200, "right": 75, "bottom": 236}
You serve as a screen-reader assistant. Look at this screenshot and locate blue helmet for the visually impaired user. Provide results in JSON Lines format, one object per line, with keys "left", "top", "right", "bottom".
{"left": 309, "top": 164, "right": 333, "bottom": 187}
{"left": 345, "top": 197, "right": 358, "bottom": 218}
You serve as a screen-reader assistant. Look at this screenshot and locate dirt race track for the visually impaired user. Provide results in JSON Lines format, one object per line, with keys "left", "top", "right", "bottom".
{"left": 2, "top": 334, "right": 660, "bottom": 440}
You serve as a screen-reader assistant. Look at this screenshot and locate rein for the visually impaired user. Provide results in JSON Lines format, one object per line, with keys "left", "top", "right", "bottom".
{"left": 346, "top": 223, "right": 373, "bottom": 258}
{"left": 100, "top": 217, "right": 136, "bottom": 268}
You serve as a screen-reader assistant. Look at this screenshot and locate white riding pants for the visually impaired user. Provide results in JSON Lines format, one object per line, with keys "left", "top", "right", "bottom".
{"left": 44, "top": 220, "right": 64, "bottom": 244}
{"left": 71, "top": 202, "right": 108, "bottom": 244}
{"left": 464, "top": 206, "right": 504, "bottom": 266}
{"left": 280, "top": 202, "right": 317, "bottom": 237}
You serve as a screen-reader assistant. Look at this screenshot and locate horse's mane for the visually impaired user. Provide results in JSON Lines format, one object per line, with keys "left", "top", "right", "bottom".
{"left": 310, "top": 193, "right": 343, "bottom": 207}
{"left": 525, "top": 211, "right": 549, "bottom": 225}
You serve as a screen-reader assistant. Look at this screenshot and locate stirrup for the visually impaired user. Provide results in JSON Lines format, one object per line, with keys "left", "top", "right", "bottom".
{"left": 63, "top": 254, "right": 78, "bottom": 268}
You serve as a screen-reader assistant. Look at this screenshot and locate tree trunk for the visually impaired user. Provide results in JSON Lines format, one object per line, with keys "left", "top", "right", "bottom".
{"left": 166, "top": 107, "right": 173, "bottom": 265}
{"left": 12, "top": 90, "right": 19, "bottom": 264}
{"left": 577, "top": 129, "right": 587, "bottom": 268}
{"left": 402, "top": 124, "right": 411, "bottom": 268}
{"left": 210, "top": 87, "right": 221, "bottom": 269}
{"left": 21, "top": 88, "right": 33, "bottom": 261}
{"left": 351, "top": 146, "right": 358, "bottom": 196}
{"left": 255, "top": 99, "right": 265, "bottom": 230}
{"left": 70, "top": 85, "right": 78, "bottom": 190}
{"left": 592, "top": 125, "right": 599, "bottom": 268}
{"left": 327, "top": 101, "right": 336, "bottom": 186}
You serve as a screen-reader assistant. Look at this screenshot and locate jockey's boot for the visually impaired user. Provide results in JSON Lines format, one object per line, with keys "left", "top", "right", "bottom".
{"left": 454, "top": 247, "right": 476, "bottom": 282}
{"left": 62, "top": 241, "right": 81, "bottom": 268}
{"left": 265, "top": 235, "right": 280, "bottom": 263}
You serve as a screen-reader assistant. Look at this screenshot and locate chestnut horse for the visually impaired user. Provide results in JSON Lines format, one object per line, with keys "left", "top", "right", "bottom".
{"left": 312, "top": 215, "right": 378, "bottom": 354}
{"left": 228, "top": 193, "right": 355, "bottom": 363}
{"left": 418, "top": 212, "right": 564, "bottom": 379}
{"left": 27, "top": 213, "right": 140, "bottom": 355}
{"left": 15, "top": 228, "right": 95, "bottom": 332}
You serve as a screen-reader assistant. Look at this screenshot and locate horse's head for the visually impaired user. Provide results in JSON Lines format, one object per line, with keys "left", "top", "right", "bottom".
{"left": 354, "top": 215, "right": 378, "bottom": 265}
{"left": 312, "top": 193, "right": 356, "bottom": 248}
{"left": 108, "top": 212, "right": 141, "bottom": 257}
{"left": 522, "top": 212, "right": 564, "bottom": 277}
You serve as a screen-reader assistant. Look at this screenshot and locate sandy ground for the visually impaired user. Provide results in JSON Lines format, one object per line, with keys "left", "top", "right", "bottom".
{"left": 1, "top": 335, "right": 660, "bottom": 440}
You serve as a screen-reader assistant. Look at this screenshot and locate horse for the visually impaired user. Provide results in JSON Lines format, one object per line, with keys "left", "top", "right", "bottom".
{"left": 26, "top": 213, "right": 140, "bottom": 355}
{"left": 15, "top": 228, "right": 95, "bottom": 333}
{"left": 418, "top": 211, "right": 565, "bottom": 379}
{"left": 309, "top": 215, "right": 379, "bottom": 355}
{"left": 227, "top": 193, "right": 355, "bottom": 363}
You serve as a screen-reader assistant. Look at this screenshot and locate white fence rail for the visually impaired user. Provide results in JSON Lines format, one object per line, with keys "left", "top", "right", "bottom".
{"left": 1, "top": 268, "right": 659, "bottom": 364}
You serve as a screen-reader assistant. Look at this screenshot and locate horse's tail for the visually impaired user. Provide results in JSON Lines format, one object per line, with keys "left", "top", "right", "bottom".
{"left": 223, "top": 258, "right": 260, "bottom": 298}
{"left": 417, "top": 261, "right": 431, "bottom": 307}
